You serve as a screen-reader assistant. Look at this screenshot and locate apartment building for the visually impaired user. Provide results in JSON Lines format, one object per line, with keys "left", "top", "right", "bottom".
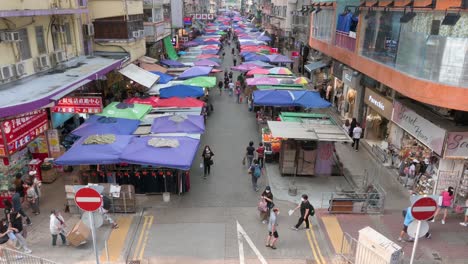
{"left": 308, "top": 0, "right": 468, "bottom": 201}
{"left": 142, "top": 0, "right": 172, "bottom": 60}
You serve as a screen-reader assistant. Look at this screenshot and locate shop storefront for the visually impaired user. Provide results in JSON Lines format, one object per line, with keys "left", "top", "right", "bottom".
{"left": 362, "top": 88, "right": 393, "bottom": 147}
{"left": 442, "top": 132, "right": 468, "bottom": 204}
{"left": 339, "top": 67, "right": 362, "bottom": 122}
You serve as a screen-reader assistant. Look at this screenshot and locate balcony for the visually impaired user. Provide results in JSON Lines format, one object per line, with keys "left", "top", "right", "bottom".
{"left": 144, "top": 21, "right": 171, "bottom": 43}
{"left": 334, "top": 30, "right": 356, "bottom": 52}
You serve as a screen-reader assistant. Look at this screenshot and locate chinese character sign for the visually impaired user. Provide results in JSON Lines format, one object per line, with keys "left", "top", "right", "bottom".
{"left": 52, "top": 96, "right": 103, "bottom": 114}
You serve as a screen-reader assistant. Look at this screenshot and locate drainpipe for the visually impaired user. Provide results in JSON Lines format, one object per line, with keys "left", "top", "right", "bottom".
{"left": 123, "top": 0, "right": 129, "bottom": 21}
{"left": 75, "top": 0, "right": 85, "bottom": 56}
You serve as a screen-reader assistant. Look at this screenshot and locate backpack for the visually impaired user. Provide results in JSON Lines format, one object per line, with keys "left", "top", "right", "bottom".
{"left": 103, "top": 196, "right": 112, "bottom": 210}
{"left": 253, "top": 165, "right": 261, "bottom": 178}
{"left": 309, "top": 203, "right": 315, "bottom": 216}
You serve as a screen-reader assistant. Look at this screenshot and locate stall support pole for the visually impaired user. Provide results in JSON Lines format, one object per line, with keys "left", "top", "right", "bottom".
{"left": 288, "top": 142, "right": 298, "bottom": 196}
{"left": 89, "top": 212, "right": 100, "bottom": 264}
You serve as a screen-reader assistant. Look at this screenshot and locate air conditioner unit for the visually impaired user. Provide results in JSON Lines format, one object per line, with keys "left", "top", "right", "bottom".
{"left": 83, "top": 24, "right": 94, "bottom": 36}
{"left": 37, "top": 54, "right": 50, "bottom": 69}
{"left": 132, "top": 31, "right": 140, "bottom": 38}
{"left": 0, "top": 65, "right": 13, "bottom": 80}
{"left": 138, "top": 30, "right": 145, "bottom": 37}
{"left": 14, "top": 62, "right": 26, "bottom": 76}
{"left": 0, "top": 31, "right": 20, "bottom": 42}
{"left": 52, "top": 50, "right": 66, "bottom": 64}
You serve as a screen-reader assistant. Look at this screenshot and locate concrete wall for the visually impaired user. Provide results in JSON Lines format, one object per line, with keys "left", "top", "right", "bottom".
{"left": 89, "top": 0, "right": 143, "bottom": 19}
{"left": 0, "top": 0, "right": 78, "bottom": 11}
{"left": 93, "top": 38, "right": 146, "bottom": 63}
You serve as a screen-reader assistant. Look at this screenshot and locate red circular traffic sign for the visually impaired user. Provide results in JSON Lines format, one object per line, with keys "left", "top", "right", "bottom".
{"left": 411, "top": 197, "right": 437, "bottom": 221}
{"left": 74, "top": 187, "right": 102, "bottom": 212}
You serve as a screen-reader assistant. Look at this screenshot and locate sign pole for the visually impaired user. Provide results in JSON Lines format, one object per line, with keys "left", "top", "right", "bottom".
{"left": 89, "top": 212, "right": 100, "bottom": 264}
{"left": 409, "top": 220, "right": 422, "bottom": 264}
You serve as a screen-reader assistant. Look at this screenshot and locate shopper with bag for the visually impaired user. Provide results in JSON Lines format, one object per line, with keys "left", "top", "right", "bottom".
{"left": 259, "top": 186, "right": 274, "bottom": 224}
{"left": 49, "top": 209, "right": 68, "bottom": 246}
{"left": 201, "top": 145, "right": 214, "bottom": 179}
{"left": 291, "top": 194, "right": 314, "bottom": 230}
{"left": 249, "top": 159, "right": 262, "bottom": 192}
{"left": 432, "top": 186, "right": 454, "bottom": 224}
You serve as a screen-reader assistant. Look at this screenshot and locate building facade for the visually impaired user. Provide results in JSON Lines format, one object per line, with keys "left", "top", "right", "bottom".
{"left": 142, "top": 0, "right": 171, "bottom": 60}
{"left": 308, "top": 0, "right": 468, "bottom": 200}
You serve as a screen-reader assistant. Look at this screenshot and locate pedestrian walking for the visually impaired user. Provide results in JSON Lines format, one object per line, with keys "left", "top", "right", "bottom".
{"left": 256, "top": 143, "right": 265, "bottom": 169}
{"left": 348, "top": 118, "right": 357, "bottom": 137}
{"left": 433, "top": 186, "right": 454, "bottom": 224}
{"left": 228, "top": 71, "right": 233, "bottom": 80}
{"left": 260, "top": 186, "right": 273, "bottom": 224}
{"left": 244, "top": 141, "right": 255, "bottom": 167}
{"left": 351, "top": 123, "right": 363, "bottom": 151}
{"left": 201, "top": 145, "right": 214, "bottom": 179}
{"left": 231, "top": 47, "right": 235, "bottom": 55}
{"left": 342, "top": 119, "right": 350, "bottom": 144}
{"left": 100, "top": 196, "right": 118, "bottom": 229}
{"left": 25, "top": 183, "right": 39, "bottom": 215}
{"left": 249, "top": 159, "right": 262, "bottom": 192}
{"left": 291, "top": 194, "right": 314, "bottom": 230}
{"left": 266, "top": 208, "right": 279, "bottom": 249}
{"left": 233, "top": 58, "right": 237, "bottom": 66}
{"left": 235, "top": 86, "right": 241, "bottom": 103}
{"left": 228, "top": 81, "right": 234, "bottom": 96}
{"left": 398, "top": 206, "right": 431, "bottom": 242}
{"left": 9, "top": 210, "right": 32, "bottom": 253}
{"left": 9, "top": 187, "right": 31, "bottom": 226}
{"left": 459, "top": 197, "right": 468, "bottom": 226}
{"left": 13, "top": 173, "right": 25, "bottom": 203}
{"left": 3, "top": 199, "right": 12, "bottom": 223}
{"left": 218, "top": 80, "right": 223, "bottom": 95}
{"left": 49, "top": 210, "right": 67, "bottom": 246}
{"left": 0, "top": 218, "right": 15, "bottom": 249}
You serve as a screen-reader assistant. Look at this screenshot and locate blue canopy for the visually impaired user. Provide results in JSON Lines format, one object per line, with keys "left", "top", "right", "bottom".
{"left": 178, "top": 66, "right": 213, "bottom": 80}
{"left": 55, "top": 135, "right": 134, "bottom": 165}
{"left": 71, "top": 115, "right": 140, "bottom": 137}
{"left": 151, "top": 115, "right": 205, "bottom": 134}
{"left": 150, "top": 71, "right": 174, "bottom": 84}
{"left": 159, "top": 85, "right": 205, "bottom": 98}
{"left": 119, "top": 136, "right": 200, "bottom": 170}
{"left": 245, "top": 54, "right": 270, "bottom": 62}
{"left": 253, "top": 90, "right": 296, "bottom": 106}
{"left": 291, "top": 91, "right": 332, "bottom": 108}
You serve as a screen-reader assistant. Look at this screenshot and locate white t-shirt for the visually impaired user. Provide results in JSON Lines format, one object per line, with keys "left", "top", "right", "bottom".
{"left": 228, "top": 83, "right": 234, "bottom": 89}
{"left": 352, "top": 126, "right": 363, "bottom": 139}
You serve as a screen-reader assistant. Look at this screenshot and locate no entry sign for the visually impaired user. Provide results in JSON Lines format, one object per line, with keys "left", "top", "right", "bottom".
{"left": 411, "top": 197, "right": 437, "bottom": 221}
{"left": 75, "top": 187, "right": 102, "bottom": 212}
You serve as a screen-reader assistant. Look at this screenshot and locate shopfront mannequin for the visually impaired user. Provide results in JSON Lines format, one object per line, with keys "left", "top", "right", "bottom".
{"left": 346, "top": 89, "right": 357, "bottom": 118}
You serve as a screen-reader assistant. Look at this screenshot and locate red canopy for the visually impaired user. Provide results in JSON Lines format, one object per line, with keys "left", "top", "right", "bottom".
{"left": 155, "top": 97, "right": 205, "bottom": 108}
{"left": 124, "top": 96, "right": 159, "bottom": 106}
{"left": 247, "top": 68, "right": 270, "bottom": 76}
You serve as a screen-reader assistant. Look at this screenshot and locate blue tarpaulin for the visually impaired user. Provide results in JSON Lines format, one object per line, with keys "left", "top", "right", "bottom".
{"left": 71, "top": 115, "right": 140, "bottom": 137}
{"left": 159, "top": 85, "right": 205, "bottom": 98}
{"left": 253, "top": 90, "right": 331, "bottom": 108}
{"left": 291, "top": 91, "right": 332, "bottom": 108}
{"left": 178, "top": 66, "right": 213, "bottom": 79}
{"left": 150, "top": 71, "right": 174, "bottom": 84}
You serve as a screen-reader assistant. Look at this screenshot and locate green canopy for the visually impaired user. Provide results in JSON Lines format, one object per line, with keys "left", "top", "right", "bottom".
{"left": 216, "top": 31, "right": 227, "bottom": 35}
{"left": 279, "top": 112, "right": 336, "bottom": 124}
{"left": 183, "top": 76, "right": 216, "bottom": 88}
{"left": 98, "top": 102, "right": 152, "bottom": 120}
{"left": 256, "top": 84, "right": 305, "bottom": 90}
{"left": 163, "top": 37, "right": 178, "bottom": 60}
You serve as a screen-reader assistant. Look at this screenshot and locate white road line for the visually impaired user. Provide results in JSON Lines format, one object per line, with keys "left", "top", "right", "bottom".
{"left": 412, "top": 206, "right": 437, "bottom": 212}
{"left": 237, "top": 227, "right": 245, "bottom": 264}
{"left": 76, "top": 197, "right": 102, "bottom": 203}
{"left": 236, "top": 220, "right": 268, "bottom": 264}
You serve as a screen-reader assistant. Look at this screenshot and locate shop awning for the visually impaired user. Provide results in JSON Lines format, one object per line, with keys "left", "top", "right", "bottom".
{"left": 138, "top": 56, "right": 158, "bottom": 64}
{"left": 267, "top": 121, "right": 352, "bottom": 142}
{"left": 0, "top": 56, "right": 122, "bottom": 118}
{"left": 256, "top": 85, "right": 305, "bottom": 90}
{"left": 305, "top": 61, "right": 328, "bottom": 73}
{"left": 119, "top": 64, "right": 160, "bottom": 88}
{"left": 139, "top": 62, "right": 168, "bottom": 73}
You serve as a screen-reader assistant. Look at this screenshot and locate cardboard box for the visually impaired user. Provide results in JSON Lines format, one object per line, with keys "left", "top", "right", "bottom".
{"left": 67, "top": 220, "right": 90, "bottom": 246}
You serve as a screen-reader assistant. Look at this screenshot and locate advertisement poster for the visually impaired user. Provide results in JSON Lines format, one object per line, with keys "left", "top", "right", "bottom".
{"left": 52, "top": 96, "right": 102, "bottom": 114}
{"left": 46, "top": 129, "right": 61, "bottom": 158}
{"left": 28, "top": 134, "right": 48, "bottom": 154}
{"left": 444, "top": 131, "right": 468, "bottom": 158}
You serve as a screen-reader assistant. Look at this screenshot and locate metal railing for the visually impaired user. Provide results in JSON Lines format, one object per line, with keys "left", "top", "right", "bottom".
{"left": 335, "top": 31, "right": 356, "bottom": 52}
{"left": 0, "top": 246, "right": 57, "bottom": 264}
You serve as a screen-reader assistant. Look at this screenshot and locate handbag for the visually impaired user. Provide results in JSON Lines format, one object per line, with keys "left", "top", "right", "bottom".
{"left": 257, "top": 200, "right": 268, "bottom": 212}
{"left": 209, "top": 159, "right": 214, "bottom": 166}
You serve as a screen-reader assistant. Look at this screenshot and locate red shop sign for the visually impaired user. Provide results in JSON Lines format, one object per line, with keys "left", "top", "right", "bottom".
{"left": 291, "top": 51, "right": 299, "bottom": 58}
{"left": 270, "top": 48, "right": 278, "bottom": 54}
{"left": 52, "top": 96, "right": 103, "bottom": 114}
{"left": 1, "top": 109, "right": 49, "bottom": 157}
{"left": 0, "top": 132, "right": 5, "bottom": 157}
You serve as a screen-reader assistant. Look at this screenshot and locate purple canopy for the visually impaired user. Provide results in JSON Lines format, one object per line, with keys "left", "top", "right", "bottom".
{"left": 71, "top": 115, "right": 140, "bottom": 137}
{"left": 194, "top": 59, "right": 220, "bottom": 67}
{"left": 151, "top": 115, "right": 205, "bottom": 134}
{"left": 160, "top": 59, "right": 185, "bottom": 68}
{"left": 246, "top": 77, "right": 280, "bottom": 86}
{"left": 183, "top": 41, "right": 200, "bottom": 47}
{"left": 201, "top": 49, "right": 219, "bottom": 55}
{"left": 55, "top": 135, "right": 134, "bottom": 165}
{"left": 178, "top": 66, "right": 213, "bottom": 79}
{"left": 257, "top": 35, "right": 272, "bottom": 41}
{"left": 231, "top": 63, "right": 260, "bottom": 72}
{"left": 265, "top": 54, "right": 293, "bottom": 63}
{"left": 119, "top": 136, "right": 201, "bottom": 170}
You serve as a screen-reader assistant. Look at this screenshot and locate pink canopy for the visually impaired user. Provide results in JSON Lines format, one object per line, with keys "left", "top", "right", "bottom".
{"left": 246, "top": 77, "right": 280, "bottom": 86}
{"left": 247, "top": 68, "right": 270, "bottom": 76}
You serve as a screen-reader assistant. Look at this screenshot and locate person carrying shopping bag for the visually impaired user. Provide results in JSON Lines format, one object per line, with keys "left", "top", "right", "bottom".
{"left": 249, "top": 159, "right": 262, "bottom": 192}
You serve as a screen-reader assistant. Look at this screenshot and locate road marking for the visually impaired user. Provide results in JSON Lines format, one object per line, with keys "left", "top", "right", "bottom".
{"left": 236, "top": 220, "right": 268, "bottom": 264}
{"left": 137, "top": 215, "right": 154, "bottom": 260}
{"left": 132, "top": 215, "right": 150, "bottom": 261}
{"left": 99, "top": 216, "right": 133, "bottom": 262}
{"left": 321, "top": 216, "right": 346, "bottom": 254}
{"left": 237, "top": 226, "right": 245, "bottom": 264}
{"left": 308, "top": 221, "right": 326, "bottom": 264}
{"left": 306, "top": 229, "right": 322, "bottom": 264}
{"left": 75, "top": 197, "right": 101, "bottom": 203}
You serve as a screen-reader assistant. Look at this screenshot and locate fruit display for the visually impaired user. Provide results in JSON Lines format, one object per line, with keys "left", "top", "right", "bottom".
{"left": 262, "top": 127, "right": 282, "bottom": 153}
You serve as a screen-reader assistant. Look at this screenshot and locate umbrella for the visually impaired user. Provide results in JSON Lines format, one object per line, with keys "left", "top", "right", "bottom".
{"left": 124, "top": 96, "right": 160, "bottom": 106}
{"left": 154, "top": 97, "right": 205, "bottom": 108}
{"left": 207, "top": 57, "right": 222, "bottom": 64}
{"left": 183, "top": 41, "right": 200, "bottom": 47}
{"left": 150, "top": 71, "right": 174, "bottom": 84}
{"left": 194, "top": 59, "right": 220, "bottom": 67}
{"left": 257, "top": 35, "right": 271, "bottom": 41}
{"left": 159, "top": 85, "right": 204, "bottom": 98}
{"left": 247, "top": 68, "right": 270, "bottom": 76}
{"left": 98, "top": 102, "right": 152, "bottom": 120}
{"left": 183, "top": 76, "right": 216, "bottom": 88}
{"left": 294, "top": 77, "right": 309, "bottom": 85}
{"left": 246, "top": 77, "right": 280, "bottom": 86}
{"left": 269, "top": 67, "right": 293, "bottom": 75}
{"left": 160, "top": 59, "right": 185, "bottom": 68}
{"left": 196, "top": 54, "right": 219, "bottom": 59}
{"left": 246, "top": 60, "right": 274, "bottom": 68}
{"left": 178, "top": 66, "right": 213, "bottom": 79}
{"left": 244, "top": 54, "right": 269, "bottom": 62}
{"left": 293, "top": 91, "right": 332, "bottom": 108}
{"left": 265, "top": 54, "right": 293, "bottom": 63}
{"left": 151, "top": 115, "right": 205, "bottom": 134}
{"left": 231, "top": 64, "right": 260, "bottom": 72}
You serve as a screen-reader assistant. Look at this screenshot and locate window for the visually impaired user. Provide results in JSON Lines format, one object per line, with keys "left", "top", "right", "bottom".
{"left": 312, "top": 9, "right": 333, "bottom": 42}
{"left": 64, "top": 23, "right": 72, "bottom": 45}
{"left": 35, "top": 26, "right": 46, "bottom": 54}
{"left": 18, "top": 28, "right": 31, "bottom": 60}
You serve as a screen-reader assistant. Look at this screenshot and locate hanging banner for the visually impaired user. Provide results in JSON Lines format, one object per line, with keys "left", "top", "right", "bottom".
{"left": 183, "top": 17, "right": 192, "bottom": 26}
{"left": 201, "top": 14, "right": 208, "bottom": 20}
{"left": 195, "top": 14, "right": 201, "bottom": 19}
{"left": 46, "top": 129, "right": 61, "bottom": 158}
{"left": 1, "top": 109, "right": 49, "bottom": 157}
{"left": 392, "top": 100, "right": 446, "bottom": 155}
{"left": 207, "top": 14, "right": 214, "bottom": 20}
{"left": 52, "top": 96, "right": 103, "bottom": 114}
{"left": 0, "top": 132, "right": 5, "bottom": 157}
{"left": 444, "top": 131, "right": 468, "bottom": 158}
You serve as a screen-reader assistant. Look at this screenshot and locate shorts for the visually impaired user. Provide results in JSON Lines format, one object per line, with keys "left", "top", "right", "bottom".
{"left": 402, "top": 225, "right": 408, "bottom": 233}
{"left": 268, "top": 231, "right": 279, "bottom": 238}
{"left": 440, "top": 205, "right": 450, "bottom": 209}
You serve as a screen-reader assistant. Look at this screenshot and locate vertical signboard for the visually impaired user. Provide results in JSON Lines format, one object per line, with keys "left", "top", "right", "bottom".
{"left": 46, "top": 129, "right": 61, "bottom": 158}
{"left": 170, "top": 0, "right": 184, "bottom": 28}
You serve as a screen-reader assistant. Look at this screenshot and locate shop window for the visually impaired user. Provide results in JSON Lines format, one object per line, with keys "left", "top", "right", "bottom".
{"left": 311, "top": 9, "right": 333, "bottom": 43}
{"left": 35, "top": 26, "right": 47, "bottom": 54}
{"left": 64, "top": 23, "right": 72, "bottom": 45}
{"left": 18, "top": 28, "right": 32, "bottom": 60}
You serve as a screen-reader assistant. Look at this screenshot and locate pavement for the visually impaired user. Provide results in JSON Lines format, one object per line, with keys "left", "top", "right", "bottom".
{"left": 16, "top": 34, "right": 468, "bottom": 264}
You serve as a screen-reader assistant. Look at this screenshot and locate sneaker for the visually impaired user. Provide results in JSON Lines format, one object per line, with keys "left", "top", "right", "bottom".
{"left": 408, "top": 238, "right": 415, "bottom": 242}
{"left": 270, "top": 246, "right": 277, "bottom": 250}
{"left": 112, "top": 223, "right": 119, "bottom": 229}
{"left": 304, "top": 228, "right": 310, "bottom": 230}
{"left": 397, "top": 237, "right": 402, "bottom": 242}
{"left": 460, "top": 222, "right": 467, "bottom": 227}
{"left": 262, "top": 220, "right": 267, "bottom": 224}
{"left": 441, "top": 220, "right": 445, "bottom": 225}
{"left": 24, "top": 249, "right": 32, "bottom": 254}
{"left": 291, "top": 227, "right": 298, "bottom": 231}
{"left": 355, "top": 150, "right": 358, "bottom": 152}
{"left": 265, "top": 244, "right": 270, "bottom": 248}
{"left": 430, "top": 219, "right": 435, "bottom": 223}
